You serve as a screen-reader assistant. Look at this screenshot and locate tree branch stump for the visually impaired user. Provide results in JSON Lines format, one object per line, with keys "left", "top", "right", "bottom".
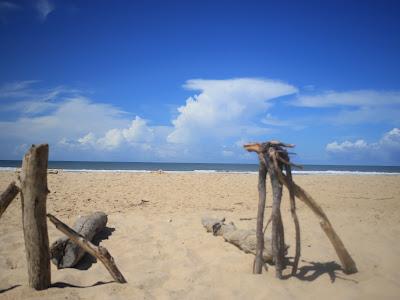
{"left": 20, "top": 144, "right": 51, "bottom": 290}
{"left": 0, "top": 181, "right": 20, "bottom": 219}
{"left": 50, "top": 211, "right": 108, "bottom": 268}
{"left": 47, "top": 214, "right": 127, "bottom": 283}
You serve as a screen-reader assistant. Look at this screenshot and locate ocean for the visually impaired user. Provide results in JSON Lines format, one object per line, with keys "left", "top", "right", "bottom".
{"left": 0, "top": 160, "right": 399, "bottom": 175}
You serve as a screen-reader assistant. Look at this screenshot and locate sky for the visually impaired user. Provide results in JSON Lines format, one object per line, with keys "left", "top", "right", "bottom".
{"left": 0, "top": 0, "right": 399, "bottom": 165}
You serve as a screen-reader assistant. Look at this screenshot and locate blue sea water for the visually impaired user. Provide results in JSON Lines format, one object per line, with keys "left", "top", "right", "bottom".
{"left": 0, "top": 160, "right": 399, "bottom": 175}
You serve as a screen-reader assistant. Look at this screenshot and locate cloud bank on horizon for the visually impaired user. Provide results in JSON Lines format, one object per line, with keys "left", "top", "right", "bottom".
{"left": 0, "top": 79, "right": 399, "bottom": 165}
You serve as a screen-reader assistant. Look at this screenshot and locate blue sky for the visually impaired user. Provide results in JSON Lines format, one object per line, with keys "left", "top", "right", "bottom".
{"left": 0, "top": 0, "right": 399, "bottom": 165}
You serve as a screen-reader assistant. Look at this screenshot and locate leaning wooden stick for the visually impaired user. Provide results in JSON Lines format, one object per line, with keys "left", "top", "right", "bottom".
{"left": 20, "top": 144, "right": 51, "bottom": 290}
{"left": 278, "top": 174, "right": 358, "bottom": 274}
{"left": 50, "top": 212, "right": 108, "bottom": 269}
{"left": 47, "top": 213, "right": 127, "bottom": 283}
{"left": 0, "top": 181, "right": 20, "bottom": 219}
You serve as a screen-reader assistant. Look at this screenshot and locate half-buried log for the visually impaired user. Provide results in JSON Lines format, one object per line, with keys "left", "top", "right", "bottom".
{"left": 202, "top": 216, "right": 288, "bottom": 263}
{"left": 50, "top": 211, "right": 108, "bottom": 268}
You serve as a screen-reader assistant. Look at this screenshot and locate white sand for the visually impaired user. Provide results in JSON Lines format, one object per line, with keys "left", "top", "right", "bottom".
{"left": 1, "top": 171, "right": 399, "bottom": 299}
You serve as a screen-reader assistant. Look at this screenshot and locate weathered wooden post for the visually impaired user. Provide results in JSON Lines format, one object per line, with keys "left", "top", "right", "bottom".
{"left": 20, "top": 144, "right": 51, "bottom": 290}
{"left": 266, "top": 149, "right": 285, "bottom": 278}
{"left": 253, "top": 153, "right": 267, "bottom": 274}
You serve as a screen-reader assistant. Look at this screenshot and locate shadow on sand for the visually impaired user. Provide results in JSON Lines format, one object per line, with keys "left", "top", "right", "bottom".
{"left": 279, "top": 259, "right": 358, "bottom": 283}
{"left": 0, "top": 285, "right": 21, "bottom": 294}
{"left": 74, "top": 226, "right": 115, "bottom": 270}
{"left": 51, "top": 280, "right": 115, "bottom": 289}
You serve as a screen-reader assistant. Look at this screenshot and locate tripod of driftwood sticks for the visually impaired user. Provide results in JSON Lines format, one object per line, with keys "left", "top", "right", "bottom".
{"left": 244, "top": 141, "right": 358, "bottom": 278}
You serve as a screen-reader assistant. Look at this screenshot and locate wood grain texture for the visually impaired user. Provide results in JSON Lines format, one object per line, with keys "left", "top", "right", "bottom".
{"left": 20, "top": 144, "right": 51, "bottom": 290}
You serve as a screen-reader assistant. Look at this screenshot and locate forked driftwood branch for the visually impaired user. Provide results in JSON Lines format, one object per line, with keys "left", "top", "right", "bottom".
{"left": 0, "top": 181, "right": 20, "bottom": 219}
{"left": 244, "top": 141, "right": 358, "bottom": 276}
{"left": 47, "top": 213, "right": 127, "bottom": 283}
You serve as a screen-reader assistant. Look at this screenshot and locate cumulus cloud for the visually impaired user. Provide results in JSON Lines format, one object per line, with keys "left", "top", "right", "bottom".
{"left": 326, "top": 128, "right": 400, "bottom": 163}
{"left": 0, "top": 82, "right": 130, "bottom": 160}
{"left": 0, "top": 78, "right": 301, "bottom": 161}
{"left": 66, "top": 116, "right": 156, "bottom": 151}
{"left": 167, "top": 78, "right": 297, "bottom": 144}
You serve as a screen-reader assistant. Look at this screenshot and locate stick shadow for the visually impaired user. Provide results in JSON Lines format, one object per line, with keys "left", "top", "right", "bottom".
{"left": 51, "top": 280, "right": 114, "bottom": 289}
{"left": 278, "top": 259, "right": 342, "bottom": 282}
{"left": 0, "top": 285, "right": 21, "bottom": 294}
{"left": 74, "top": 226, "right": 115, "bottom": 270}
{"left": 294, "top": 260, "right": 342, "bottom": 282}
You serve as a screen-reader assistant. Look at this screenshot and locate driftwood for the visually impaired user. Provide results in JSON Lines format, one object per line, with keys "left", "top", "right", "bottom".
{"left": 279, "top": 173, "right": 358, "bottom": 274}
{"left": 244, "top": 141, "right": 358, "bottom": 275}
{"left": 0, "top": 181, "right": 20, "bottom": 219}
{"left": 20, "top": 144, "right": 51, "bottom": 290}
{"left": 266, "top": 153, "right": 286, "bottom": 278}
{"left": 47, "top": 214, "right": 127, "bottom": 283}
{"left": 50, "top": 211, "right": 108, "bottom": 268}
{"left": 254, "top": 153, "right": 267, "bottom": 273}
{"left": 202, "top": 216, "right": 288, "bottom": 263}
{"left": 284, "top": 163, "right": 301, "bottom": 275}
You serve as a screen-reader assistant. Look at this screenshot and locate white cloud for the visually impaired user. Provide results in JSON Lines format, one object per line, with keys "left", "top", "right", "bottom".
{"left": 122, "top": 116, "right": 154, "bottom": 143}
{"left": 0, "top": 80, "right": 40, "bottom": 98}
{"left": 292, "top": 90, "right": 400, "bottom": 126}
{"left": 35, "top": 0, "right": 54, "bottom": 21}
{"left": 167, "top": 78, "right": 297, "bottom": 144}
{"left": 326, "top": 139, "right": 368, "bottom": 153}
{"left": 380, "top": 128, "right": 400, "bottom": 150}
{"left": 326, "top": 128, "right": 400, "bottom": 163}
{"left": 294, "top": 90, "right": 400, "bottom": 108}
{"left": 0, "top": 96, "right": 128, "bottom": 148}
{"left": 73, "top": 116, "right": 155, "bottom": 151}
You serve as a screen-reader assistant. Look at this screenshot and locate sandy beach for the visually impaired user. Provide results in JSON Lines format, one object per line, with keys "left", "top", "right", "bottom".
{"left": 1, "top": 171, "right": 399, "bottom": 299}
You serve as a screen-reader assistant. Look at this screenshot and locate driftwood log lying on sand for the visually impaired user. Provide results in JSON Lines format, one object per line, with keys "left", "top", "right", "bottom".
{"left": 50, "top": 211, "right": 108, "bottom": 268}
{"left": 202, "top": 216, "right": 288, "bottom": 263}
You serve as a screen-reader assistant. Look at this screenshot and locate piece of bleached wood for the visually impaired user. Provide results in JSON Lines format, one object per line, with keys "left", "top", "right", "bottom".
{"left": 20, "top": 144, "right": 51, "bottom": 290}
